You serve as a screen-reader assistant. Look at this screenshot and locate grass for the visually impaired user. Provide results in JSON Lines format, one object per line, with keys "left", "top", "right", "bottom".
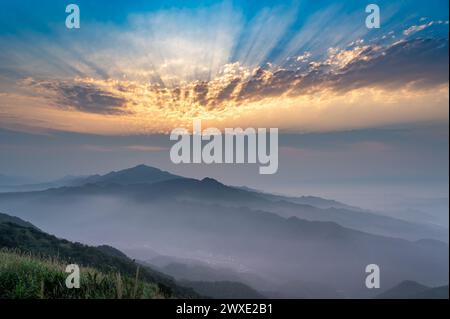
{"left": 0, "top": 220, "right": 198, "bottom": 298}
{"left": 0, "top": 248, "right": 168, "bottom": 299}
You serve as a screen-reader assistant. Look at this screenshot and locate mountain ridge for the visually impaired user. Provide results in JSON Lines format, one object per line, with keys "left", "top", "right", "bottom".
{"left": 0, "top": 165, "right": 445, "bottom": 242}
{"left": 376, "top": 280, "right": 449, "bottom": 299}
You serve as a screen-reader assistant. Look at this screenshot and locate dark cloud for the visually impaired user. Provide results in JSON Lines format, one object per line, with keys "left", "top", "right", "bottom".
{"left": 193, "top": 81, "right": 209, "bottom": 106}
{"left": 31, "top": 81, "right": 128, "bottom": 115}
{"left": 327, "top": 38, "right": 449, "bottom": 92}
{"left": 236, "top": 38, "right": 449, "bottom": 100}
{"left": 216, "top": 78, "right": 240, "bottom": 102}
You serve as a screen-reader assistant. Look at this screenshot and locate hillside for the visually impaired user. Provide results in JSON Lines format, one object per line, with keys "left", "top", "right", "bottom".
{"left": 0, "top": 216, "right": 198, "bottom": 298}
{"left": 413, "top": 285, "right": 449, "bottom": 299}
{"left": 0, "top": 249, "right": 161, "bottom": 299}
{"left": 1, "top": 213, "right": 266, "bottom": 299}
{"left": 0, "top": 212, "right": 40, "bottom": 230}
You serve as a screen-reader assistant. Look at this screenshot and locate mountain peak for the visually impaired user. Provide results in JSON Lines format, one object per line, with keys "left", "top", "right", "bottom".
{"left": 74, "top": 164, "right": 181, "bottom": 186}
{"left": 123, "top": 164, "right": 162, "bottom": 173}
{"left": 201, "top": 177, "right": 223, "bottom": 185}
{"left": 131, "top": 164, "right": 154, "bottom": 170}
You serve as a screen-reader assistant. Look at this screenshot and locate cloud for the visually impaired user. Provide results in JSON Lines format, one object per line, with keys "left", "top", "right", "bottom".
{"left": 126, "top": 145, "right": 168, "bottom": 152}
{"left": 236, "top": 37, "right": 449, "bottom": 99}
{"left": 13, "top": 35, "right": 447, "bottom": 135}
{"left": 81, "top": 144, "right": 168, "bottom": 152}
{"left": 0, "top": 4, "right": 448, "bottom": 134}
{"left": 24, "top": 79, "right": 128, "bottom": 115}
{"left": 313, "top": 38, "right": 449, "bottom": 92}
{"left": 403, "top": 20, "right": 449, "bottom": 36}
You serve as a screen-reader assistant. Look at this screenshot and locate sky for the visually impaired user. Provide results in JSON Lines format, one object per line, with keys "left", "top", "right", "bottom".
{"left": 0, "top": 0, "right": 448, "bottom": 210}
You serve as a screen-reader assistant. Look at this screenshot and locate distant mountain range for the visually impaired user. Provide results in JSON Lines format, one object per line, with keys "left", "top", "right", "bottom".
{"left": 0, "top": 174, "right": 34, "bottom": 187}
{"left": 66, "top": 164, "right": 179, "bottom": 186}
{"left": 179, "top": 280, "right": 265, "bottom": 299}
{"left": 0, "top": 165, "right": 448, "bottom": 298}
{"left": 145, "top": 255, "right": 343, "bottom": 298}
{"left": 376, "top": 280, "right": 449, "bottom": 299}
{"left": 1, "top": 165, "right": 445, "bottom": 242}
{"left": 0, "top": 165, "right": 177, "bottom": 192}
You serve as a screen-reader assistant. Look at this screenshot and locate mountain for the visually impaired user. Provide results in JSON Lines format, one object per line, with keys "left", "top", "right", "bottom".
{"left": 376, "top": 280, "right": 449, "bottom": 299}
{"left": 96, "top": 244, "right": 129, "bottom": 259}
{"left": 150, "top": 255, "right": 344, "bottom": 298}
{"left": 3, "top": 165, "right": 444, "bottom": 243}
{"left": 0, "top": 214, "right": 198, "bottom": 298}
{"left": 0, "top": 211, "right": 40, "bottom": 230}
{"left": 145, "top": 254, "right": 269, "bottom": 298}
{"left": 376, "top": 280, "right": 429, "bottom": 299}
{"left": 67, "top": 164, "right": 180, "bottom": 186}
{"left": 376, "top": 197, "right": 449, "bottom": 228}
{"left": 0, "top": 165, "right": 179, "bottom": 193}
{"left": 267, "top": 280, "right": 344, "bottom": 299}
{"left": 179, "top": 280, "right": 266, "bottom": 299}
{"left": 7, "top": 171, "right": 441, "bottom": 242}
{"left": 233, "top": 190, "right": 447, "bottom": 242}
{"left": 150, "top": 259, "right": 248, "bottom": 282}
{"left": 0, "top": 212, "right": 264, "bottom": 299}
{"left": 144, "top": 255, "right": 276, "bottom": 294}
{"left": 0, "top": 174, "right": 34, "bottom": 187}
{"left": 0, "top": 179, "right": 72, "bottom": 193}
{"left": 413, "top": 285, "right": 449, "bottom": 299}
{"left": 0, "top": 165, "right": 448, "bottom": 298}
{"left": 236, "top": 186, "right": 360, "bottom": 210}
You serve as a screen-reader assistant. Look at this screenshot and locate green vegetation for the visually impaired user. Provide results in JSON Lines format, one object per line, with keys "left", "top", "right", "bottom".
{"left": 0, "top": 215, "right": 198, "bottom": 299}
{"left": 0, "top": 212, "right": 39, "bottom": 230}
{"left": 0, "top": 249, "right": 159, "bottom": 299}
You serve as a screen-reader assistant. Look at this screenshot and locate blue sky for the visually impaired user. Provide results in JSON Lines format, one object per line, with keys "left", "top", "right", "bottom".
{"left": 1, "top": 0, "right": 448, "bottom": 31}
